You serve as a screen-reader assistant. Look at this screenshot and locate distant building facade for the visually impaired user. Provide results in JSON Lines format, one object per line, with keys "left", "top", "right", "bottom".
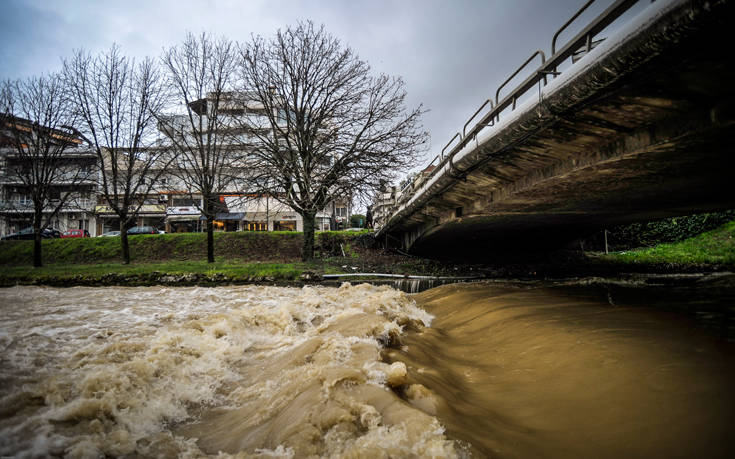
{"left": 149, "top": 91, "right": 352, "bottom": 234}
{"left": 1, "top": 92, "right": 354, "bottom": 238}
{"left": 0, "top": 115, "right": 98, "bottom": 236}
{"left": 371, "top": 165, "right": 437, "bottom": 230}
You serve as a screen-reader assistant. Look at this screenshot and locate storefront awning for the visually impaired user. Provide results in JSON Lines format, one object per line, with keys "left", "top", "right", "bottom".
{"left": 167, "top": 214, "right": 201, "bottom": 222}
{"left": 95, "top": 204, "right": 166, "bottom": 216}
{"left": 199, "top": 212, "right": 246, "bottom": 221}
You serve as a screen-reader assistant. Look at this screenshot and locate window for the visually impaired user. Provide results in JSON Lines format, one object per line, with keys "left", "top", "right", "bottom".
{"left": 245, "top": 222, "right": 267, "bottom": 231}
{"left": 336, "top": 207, "right": 347, "bottom": 217}
{"left": 173, "top": 198, "right": 196, "bottom": 207}
{"left": 274, "top": 220, "right": 296, "bottom": 231}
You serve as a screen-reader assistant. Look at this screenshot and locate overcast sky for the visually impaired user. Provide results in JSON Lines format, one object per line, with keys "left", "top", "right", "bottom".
{"left": 1, "top": 0, "right": 640, "bottom": 171}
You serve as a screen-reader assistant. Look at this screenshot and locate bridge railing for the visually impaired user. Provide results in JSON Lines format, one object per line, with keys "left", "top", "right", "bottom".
{"left": 399, "top": 0, "right": 644, "bottom": 207}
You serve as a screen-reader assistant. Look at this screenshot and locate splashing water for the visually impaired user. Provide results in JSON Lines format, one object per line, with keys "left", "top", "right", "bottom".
{"left": 0, "top": 284, "right": 456, "bottom": 458}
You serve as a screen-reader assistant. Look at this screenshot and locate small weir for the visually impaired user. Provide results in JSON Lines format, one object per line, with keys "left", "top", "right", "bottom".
{"left": 321, "top": 273, "right": 481, "bottom": 293}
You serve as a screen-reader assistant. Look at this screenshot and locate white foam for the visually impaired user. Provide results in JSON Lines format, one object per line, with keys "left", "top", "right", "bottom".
{"left": 0, "top": 284, "right": 454, "bottom": 458}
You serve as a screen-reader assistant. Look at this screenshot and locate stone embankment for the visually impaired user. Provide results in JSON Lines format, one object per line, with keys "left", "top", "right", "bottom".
{"left": 0, "top": 271, "right": 325, "bottom": 288}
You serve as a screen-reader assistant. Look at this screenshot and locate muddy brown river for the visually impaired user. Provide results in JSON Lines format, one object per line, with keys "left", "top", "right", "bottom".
{"left": 0, "top": 281, "right": 733, "bottom": 457}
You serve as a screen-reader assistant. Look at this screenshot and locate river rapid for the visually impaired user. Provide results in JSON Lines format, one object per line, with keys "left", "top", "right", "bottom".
{"left": 0, "top": 281, "right": 733, "bottom": 458}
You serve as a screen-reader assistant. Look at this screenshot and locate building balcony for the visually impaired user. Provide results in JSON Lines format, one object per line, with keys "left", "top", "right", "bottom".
{"left": 0, "top": 198, "right": 96, "bottom": 213}
{"left": 0, "top": 172, "right": 97, "bottom": 186}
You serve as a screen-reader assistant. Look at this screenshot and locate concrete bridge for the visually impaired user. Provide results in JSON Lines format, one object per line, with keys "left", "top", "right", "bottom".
{"left": 377, "top": 0, "right": 735, "bottom": 259}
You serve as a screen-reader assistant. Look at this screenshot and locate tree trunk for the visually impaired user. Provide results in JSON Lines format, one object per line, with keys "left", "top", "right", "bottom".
{"left": 119, "top": 217, "right": 130, "bottom": 264}
{"left": 33, "top": 208, "right": 43, "bottom": 268}
{"left": 301, "top": 210, "right": 317, "bottom": 261}
{"left": 206, "top": 216, "right": 215, "bottom": 263}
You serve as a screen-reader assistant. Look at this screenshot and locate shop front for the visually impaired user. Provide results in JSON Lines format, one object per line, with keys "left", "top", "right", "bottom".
{"left": 94, "top": 206, "right": 120, "bottom": 235}
{"left": 220, "top": 195, "right": 331, "bottom": 232}
{"left": 134, "top": 205, "right": 166, "bottom": 230}
{"left": 273, "top": 218, "right": 297, "bottom": 231}
{"left": 1, "top": 214, "right": 32, "bottom": 236}
{"left": 95, "top": 204, "right": 166, "bottom": 234}
{"left": 243, "top": 221, "right": 268, "bottom": 231}
{"left": 194, "top": 213, "right": 245, "bottom": 232}
{"left": 96, "top": 216, "right": 117, "bottom": 234}
{"left": 166, "top": 206, "right": 202, "bottom": 233}
{"left": 214, "top": 213, "right": 245, "bottom": 232}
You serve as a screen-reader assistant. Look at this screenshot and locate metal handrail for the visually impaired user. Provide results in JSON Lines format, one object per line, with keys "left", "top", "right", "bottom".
{"left": 495, "top": 50, "right": 547, "bottom": 108}
{"left": 463, "top": 99, "right": 494, "bottom": 137}
{"left": 449, "top": 49, "right": 547, "bottom": 161}
{"left": 441, "top": 132, "right": 462, "bottom": 159}
{"left": 544, "top": 0, "right": 639, "bottom": 73}
{"left": 552, "top": 0, "right": 596, "bottom": 55}
{"left": 409, "top": 0, "right": 642, "bottom": 206}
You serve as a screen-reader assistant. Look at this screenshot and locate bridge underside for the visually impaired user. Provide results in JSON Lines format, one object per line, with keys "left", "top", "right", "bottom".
{"left": 386, "top": 0, "right": 735, "bottom": 260}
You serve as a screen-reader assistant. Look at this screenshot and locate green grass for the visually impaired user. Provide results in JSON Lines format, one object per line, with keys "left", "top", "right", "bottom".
{"left": 0, "top": 260, "right": 327, "bottom": 283}
{"left": 0, "top": 231, "right": 304, "bottom": 265}
{"left": 0, "top": 231, "right": 379, "bottom": 266}
{"left": 0, "top": 229, "right": 381, "bottom": 286}
{"left": 603, "top": 220, "right": 735, "bottom": 266}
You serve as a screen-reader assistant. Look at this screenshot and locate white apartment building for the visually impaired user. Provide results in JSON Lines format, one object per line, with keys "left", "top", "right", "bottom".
{"left": 372, "top": 186, "right": 397, "bottom": 231}
{"left": 150, "top": 91, "right": 352, "bottom": 233}
{"left": 371, "top": 165, "right": 437, "bottom": 230}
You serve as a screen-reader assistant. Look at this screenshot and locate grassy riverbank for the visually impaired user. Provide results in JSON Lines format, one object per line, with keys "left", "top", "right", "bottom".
{"left": 0, "top": 231, "right": 305, "bottom": 265}
{"left": 0, "top": 230, "right": 465, "bottom": 286}
{"left": 599, "top": 220, "right": 735, "bottom": 267}
{"left": 0, "top": 261, "right": 324, "bottom": 287}
{"left": 0, "top": 222, "right": 733, "bottom": 287}
{"left": 0, "top": 260, "right": 310, "bottom": 279}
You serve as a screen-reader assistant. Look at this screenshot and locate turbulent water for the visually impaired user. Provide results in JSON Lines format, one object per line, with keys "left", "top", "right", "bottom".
{"left": 1, "top": 281, "right": 733, "bottom": 458}
{"left": 0, "top": 284, "right": 453, "bottom": 458}
{"left": 396, "top": 281, "right": 735, "bottom": 458}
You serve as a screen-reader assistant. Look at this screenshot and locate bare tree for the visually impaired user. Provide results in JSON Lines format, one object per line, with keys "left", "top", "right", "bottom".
{"left": 239, "top": 21, "right": 427, "bottom": 260}
{"left": 0, "top": 75, "right": 93, "bottom": 267}
{"left": 158, "top": 32, "right": 246, "bottom": 263}
{"left": 64, "top": 45, "right": 170, "bottom": 264}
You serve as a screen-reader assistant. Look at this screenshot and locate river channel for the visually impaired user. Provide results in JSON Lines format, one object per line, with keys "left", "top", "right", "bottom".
{"left": 0, "top": 280, "right": 733, "bottom": 457}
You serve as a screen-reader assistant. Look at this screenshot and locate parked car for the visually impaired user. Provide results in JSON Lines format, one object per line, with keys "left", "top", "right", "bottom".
{"left": 99, "top": 231, "right": 121, "bottom": 237}
{"left": 127, "top": 226, "right": 159, "bottom": 235}
{"left": 46, "top": 228, "right": 62, "bottom": 238}
{"left": 1, "top": 227, "right": 61, "bottom": 240}
{"left": 61, "top": 229, "right": 90, "bottom": 238}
